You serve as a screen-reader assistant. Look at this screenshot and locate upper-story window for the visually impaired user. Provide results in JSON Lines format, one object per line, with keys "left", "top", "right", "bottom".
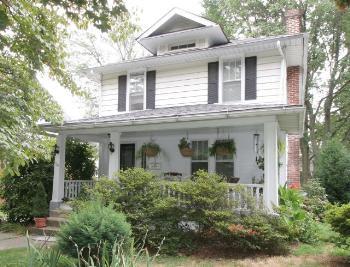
{"left": 169, "top": 42, "right": 196, "bottom": 51}
{"left": 222, "top": 59, "right": 242, "bottom": 102}
{"left": 129, "top": 72, "right": 145, "bottom": 111}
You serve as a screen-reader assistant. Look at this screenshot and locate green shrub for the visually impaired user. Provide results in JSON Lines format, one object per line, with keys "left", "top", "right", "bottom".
{"left": 214, "top": 213, "right": 289, "bottom": 255}
{"left": 0, "top": 159, "right": 53, "bottom": 223}
{"left": 326, "top": 204, "right": 350, "bottom": 248}
{"left": 314, "top": 139, "right": 350, "bottom": 203}
{"left": 116, "top": 168, "right": 183, "bottom": 254}
{"left": 278, "top": 186, "right": 319, "bottom": 244}
{"left": 57, "top": 201, "right": 132, "bottom": 259}
{"left": 31, "top": 182, "right": 49, "bottom": 217}
{"left": 302, "top": 178, "right": 329, "bottom": 220}
{"left": 174, "top": 170, "right": 232, "bottom": 233}
{"left": 65, "top": 138, "right": 97, "bottom": 181}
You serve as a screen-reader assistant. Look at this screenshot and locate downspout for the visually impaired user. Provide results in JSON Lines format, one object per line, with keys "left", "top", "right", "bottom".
{"left": 277, "top": 41, "right": 287, "bottom": 104}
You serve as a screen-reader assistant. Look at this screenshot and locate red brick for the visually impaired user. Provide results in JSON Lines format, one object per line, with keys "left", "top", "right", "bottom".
{"left": 287, "top": 135, "right": 300, "bottom": 187}
{"left": 287, "top": 66, "right": 300, "bottom": 105}
{"left": 285, "top": 9, "right": 303, "bottom": 35}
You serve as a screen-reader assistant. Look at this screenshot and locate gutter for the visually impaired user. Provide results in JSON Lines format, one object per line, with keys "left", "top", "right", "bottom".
{"left": 277, "top": 40, "right": 287, "bottom": 103}
{"left": 42, "top": 106, "right": 305, "bottom": 132}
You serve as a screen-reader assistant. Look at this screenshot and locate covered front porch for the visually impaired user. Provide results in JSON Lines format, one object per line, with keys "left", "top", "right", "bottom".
{"left": 47, "top": 110, "right": 300, "bottom": 212}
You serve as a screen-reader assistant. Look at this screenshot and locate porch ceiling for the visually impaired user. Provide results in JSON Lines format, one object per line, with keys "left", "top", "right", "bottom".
{"left": 41, "top": 104, "right": 304, "bottom": 136}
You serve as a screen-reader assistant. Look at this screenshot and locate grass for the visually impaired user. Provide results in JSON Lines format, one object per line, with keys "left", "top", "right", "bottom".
{"left": 0, "top": 247, "right": 27, "bottom": 266}
{"left": 0, "top": 242, "right": 348, "bottom": 267}
{"left": 0, "top": 222, "right": 28, "bottom": 235}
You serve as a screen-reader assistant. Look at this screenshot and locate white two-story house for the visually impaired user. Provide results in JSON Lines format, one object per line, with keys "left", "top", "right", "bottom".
{"left": 44, "top": 8, "right": 307, "bottom": 211}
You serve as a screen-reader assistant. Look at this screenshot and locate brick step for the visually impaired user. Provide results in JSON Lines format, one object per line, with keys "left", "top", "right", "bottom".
{"left": 46, "top": 217, "right": 67, "bottom": 228}
{"left": 29, "top": 226, "right": 60, "bottom": 236}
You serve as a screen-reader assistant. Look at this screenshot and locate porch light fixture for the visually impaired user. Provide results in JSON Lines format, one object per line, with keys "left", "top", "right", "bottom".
{"left": 108, "top": 142, "right": 115, "bottom": 153}
{"left": 54, "top": 144, "right": 59, "bottom": 154}
{"left": 253, "top": 133, "right": 260, "bottom": 154}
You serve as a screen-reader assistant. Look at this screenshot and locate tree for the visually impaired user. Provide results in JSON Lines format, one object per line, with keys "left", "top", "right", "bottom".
{"left": 314, "top": 139, "right": 350, "bottom": 203}
{"left": 65, "top": 138, "right": 97, "bottom": 181}
{"left": 66, "top": 10, "right": 141, "bottom": 117}
{"left": 203, "top": 0, "right": 350, "bottom": 183}
{"left": 0, "top": 0, "right": 127, "bottom": 175}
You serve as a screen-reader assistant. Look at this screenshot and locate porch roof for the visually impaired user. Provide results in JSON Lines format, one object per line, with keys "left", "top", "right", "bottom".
{"left": 41, "top": 104, "right": 305, "bottom": 135}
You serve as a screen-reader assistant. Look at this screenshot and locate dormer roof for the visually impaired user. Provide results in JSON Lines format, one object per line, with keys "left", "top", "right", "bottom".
{"left": 137, "top": 8, "right": 228, "bottom": 54}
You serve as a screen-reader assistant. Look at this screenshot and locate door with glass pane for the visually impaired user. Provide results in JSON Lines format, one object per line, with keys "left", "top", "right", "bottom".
{"left": 120, "top": 144, "right": 135, "bottom": 170}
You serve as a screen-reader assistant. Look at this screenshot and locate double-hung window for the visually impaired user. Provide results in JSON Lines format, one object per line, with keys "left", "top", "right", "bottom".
{"left": 191, "top": 140, "right": 208, "bottom": 174}
{"left": 215, "top": 151, "right": 234, "bottom": 179}
{"left": 222, "top": 59, "right": 242, "bottom": 102}
{"left": 129, "top": 72, "right": 145, "bottom": 111}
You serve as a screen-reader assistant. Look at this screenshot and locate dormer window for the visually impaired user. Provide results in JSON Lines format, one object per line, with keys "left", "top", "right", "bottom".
{"left": 169, "top": 42, "right": 196, "bottom": 51}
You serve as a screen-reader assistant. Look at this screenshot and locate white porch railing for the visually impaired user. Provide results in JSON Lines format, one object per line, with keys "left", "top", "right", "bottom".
{"left": 161, "top": 183, "right": 264, "bottom": 211}
{"left": 64, "top": 180, "right": 95, "bottom": 199}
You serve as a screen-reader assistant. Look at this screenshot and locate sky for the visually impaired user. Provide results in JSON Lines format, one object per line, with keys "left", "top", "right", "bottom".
{"left": 40, "top": 0, "right": 203, "bottom": 120}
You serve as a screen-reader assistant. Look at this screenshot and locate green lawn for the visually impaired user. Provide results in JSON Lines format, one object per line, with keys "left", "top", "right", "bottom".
{"left": 0, "top": 247, "right": 27, "bottom": 267}
{"left": 0, "top": 243, "right": 348, "bottom": 267}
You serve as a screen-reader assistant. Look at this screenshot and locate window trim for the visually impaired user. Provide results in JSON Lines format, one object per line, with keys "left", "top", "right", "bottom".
{"left": 219, "top": 56, "right": 245, "bottom": 104}
{"left": 215, "top": 156, "right": 235, "bottom": 178}
{"left": 126, "top": 70, "right": 147, "bottom": 112}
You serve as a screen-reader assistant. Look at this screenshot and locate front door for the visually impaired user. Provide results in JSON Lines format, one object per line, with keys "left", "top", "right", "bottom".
{"left": 120, "top": 144, "right": 135, "bottom": 170}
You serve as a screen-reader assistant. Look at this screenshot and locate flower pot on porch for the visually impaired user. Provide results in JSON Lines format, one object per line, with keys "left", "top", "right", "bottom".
{"left": 180, "top": 147, "right": 193, "bottom": 157}
{"left": 227, "top": 177, "right": 240, "bottom": 183}
{"left": 34, "top": 217, "right": 47, "bottom": 228}
{"left": 215, "top": 146, "right": 232, "bottom": 156}
{"left": 144, "top": 147, "right": 159, "bottom": 157}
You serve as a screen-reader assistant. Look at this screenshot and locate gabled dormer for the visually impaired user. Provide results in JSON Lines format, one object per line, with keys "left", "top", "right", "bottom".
{"left": 137, "top": 8, "right": 228, "bottom": 55}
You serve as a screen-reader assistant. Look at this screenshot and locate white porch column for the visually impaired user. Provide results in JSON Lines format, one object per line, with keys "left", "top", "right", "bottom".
{"left": 263, "top": 121, "right": 279, "bottom": 211}
{"left": 98, "top": 142, "right": 109, "bottom": 177}
{"left": 50, "top": 133, "right": 66, "bottom": 210}
{"left": 108, "top": 132, "right": 121, "bottom": 178}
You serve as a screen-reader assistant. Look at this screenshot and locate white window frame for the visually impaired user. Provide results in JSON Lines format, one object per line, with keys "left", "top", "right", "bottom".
{"left": 191, "top": 140, "right": 209, "bottom": 174}
{"left": 219, "top": 56, "right": 245, "bottom": 104}
{"left": 126, "top": 70, "right": 147, "bottom": 112}
{"left": 168, "top": 40, "right": 196, "bottom": 52}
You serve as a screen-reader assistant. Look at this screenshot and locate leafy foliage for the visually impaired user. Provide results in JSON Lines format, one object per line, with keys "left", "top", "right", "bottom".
{"left": 326, "top": 204, "right": 350, "bottom": 248}
{"left": 278, "top": 186, "right": 319, "bottom": 243}
{"left": 209, "top": 139, "right": 236, "bottom": 157}
{"left": 302, "top": 178, "right": 329, "bottom": 220}
{"left": 0, "top": 159, "right": 53, "bottom": 223}
{"left": 0, "top": 0, "right": 127, "bottom": 175}
{"left": 65, "top": 138, "right": 97, "bottom": 181}
{"left": 215, "top": 213, "right": 289, "bottom": 255}
{"left": 314, "top": 139, "right": 350, "bottom": 203}
{"left": 82, "top": 169, "right": 292, "bottom": 255}
{"left": 31, "top": 182, "right": 49, "bottom": 217}
{"left": 57, "top": 201, "right": 132, "bottom": 259}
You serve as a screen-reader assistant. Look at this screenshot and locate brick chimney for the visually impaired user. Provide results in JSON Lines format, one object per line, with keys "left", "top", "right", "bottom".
{"left": 285, "top": 9, "right": 303, "bottom": 187}
{"left": 285, "top": 9, "right": 303, "bottom": 35}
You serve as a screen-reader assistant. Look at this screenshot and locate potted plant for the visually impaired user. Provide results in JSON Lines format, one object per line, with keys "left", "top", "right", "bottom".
{"left": 137, "top": 142, "right": 161, "bottom": 157}
{"left": 32, "top": 183, "right": 49, "bottom": 228}
{"left": 178, "top": 137, "right": 192, "bottom": 157}
{"left": 209, "top": 139, "right": 236, "bottom": 157}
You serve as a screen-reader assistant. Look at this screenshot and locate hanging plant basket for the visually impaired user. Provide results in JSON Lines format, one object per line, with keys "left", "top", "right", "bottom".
{"left": 178, "top": 137, "right": 193, "bottom": 157}
{"left": 137, "top": 142, "right": 161, "bottom": 158}
{"left": 209, "top": 139, "right": 236, "bottom": 157}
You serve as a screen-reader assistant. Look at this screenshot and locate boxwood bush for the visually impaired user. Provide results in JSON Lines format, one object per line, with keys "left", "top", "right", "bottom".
{"left": 57, "top": 201, "right": 132, "bottom": 258}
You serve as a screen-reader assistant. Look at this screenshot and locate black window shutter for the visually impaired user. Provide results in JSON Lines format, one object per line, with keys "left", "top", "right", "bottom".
{"left": 146, "top": 71, "right": 156, "bottom": 109}
{"left": 118, "top": 75, "right": 127, "bottom": 112}
{"left": 208, "top": 62, "right": 219, "bottom": 104}
{"left": 245, "top": 56, "right": 257, "bottom": 100}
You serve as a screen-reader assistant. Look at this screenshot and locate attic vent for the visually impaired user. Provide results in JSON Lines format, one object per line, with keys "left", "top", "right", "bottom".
{"left": 169, "top": 42, "right": 196, "bottom": 51}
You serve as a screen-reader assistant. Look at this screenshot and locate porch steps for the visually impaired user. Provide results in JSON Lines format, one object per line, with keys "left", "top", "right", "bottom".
{"left": 29, "top": 209, "right": 70, "bottom": 237}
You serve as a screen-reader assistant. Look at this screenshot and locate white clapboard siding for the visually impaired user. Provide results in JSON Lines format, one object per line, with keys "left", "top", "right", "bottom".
{"left": 256, "top": 54, "right": 282, "bottom": 103}
{"left": 156, "top": 64, "right": 208, "bottom": 108}
{"left": 100, "top": 74, "right": 118, "bottom": 117}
